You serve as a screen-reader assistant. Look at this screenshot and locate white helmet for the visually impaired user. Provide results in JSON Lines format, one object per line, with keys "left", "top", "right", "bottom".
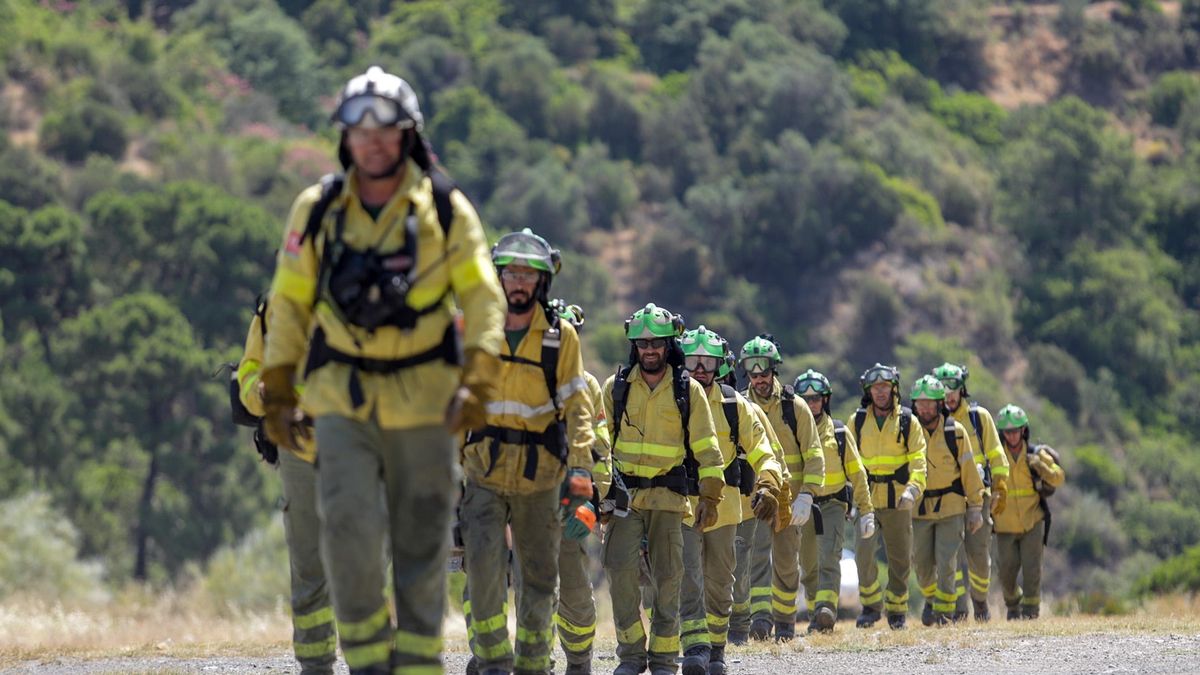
{"left": 332, "top": 66, "right": 423, "bottom": 131}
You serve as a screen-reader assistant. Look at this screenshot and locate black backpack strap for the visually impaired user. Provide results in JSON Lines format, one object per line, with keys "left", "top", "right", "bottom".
{"left": 780, "top": 384, "right": 798, "bottom": 441}
{"left": 254, "top": 292, "right": 269, "bottom": 338}
{"left": 674, "top": 371, "right": 697, "bottom": 495}
{"left": 832, "top": 419, "right": 848, "bottom": 468}
{"left": 899, "top": 405, "right": 913, "bottom": 446}
{"left": 610, "top": 365, "right": 632, "bottom": 446}
{"left": 943, "top": 415, "right": 960, "bottom": 468}
{"left": 540, "top": 312, "right": 562, "bottom": 416}
{"left": 1027, "top": 444, "right": 1053, "bottom": 544}
{"left": 968, "top": 401, "right": 985, "bottom": 450}
{"left": 719, "top": 384, "right": 741, "bottom": 453}
{"left": 853, "top": 408, "right": 867, "bottom": 443}
{"left": 428, "top": 168, "right": 457, "bottom": 236}
{"left": 299, "top": 173, "right": 345, "bottom": 246}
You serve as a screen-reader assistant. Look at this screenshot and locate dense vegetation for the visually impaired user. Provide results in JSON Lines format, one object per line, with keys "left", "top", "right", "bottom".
{"left": 1, "top": 0, "right": 1199, "bottom": 607}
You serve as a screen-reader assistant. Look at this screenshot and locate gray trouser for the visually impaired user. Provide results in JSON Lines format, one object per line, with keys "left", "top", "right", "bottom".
{"left": 680, "top": 523, "right": 737, "bottom": 652}
{"left": 556, "top": 532, "right": 597, "bottom": 666}
{"left": 956, "top": 492, "right": 993, "bottom": 612}
{"left": 749, "top": 515, "right": 774, "bottom": 623}
{"left": 855, "top": 508, "right": 913, "bottom": 616}
{"left": 996, "top": 520, "right": 1045, "bottom": 611}
{"left": 315, "top": 416, "right": 457, "bottom": 673}
{"left": 913, "top": 514, "right": 964, "bottom": 618}
{"left": 729, "top": 518, "right": 758, "bottom": 634}
{"left": 462, "top": 483, "right": 561, "bottom": 674}
{"left": 800, "top": 500, "right": 848, "bottom": 613}
{"left": 279, "top": 451, "right": 336, "bottom": 674}
{"left": 604, "top": 509, "right": 684, "bottom": 672}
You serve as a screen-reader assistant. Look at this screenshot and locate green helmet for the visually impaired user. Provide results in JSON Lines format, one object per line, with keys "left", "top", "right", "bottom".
{"left": 996, "top": 404, "right": 1030, "bottom": 431}
{"left": 680, "top": 325, "right": 727, "bottom": 357}
{"left": 933, "top": 362, "right": 968, "bottom": 392}
{"left": 794, "top": 368, "right": 832, "bottom": 396}
{"left": 739, "top": 335, "right": 783, "bottom": 374}
{"left": 718, "top": 351, "right": 736, "bottom": 379}
{"left": 625, "top": 303, "right": 684, "bottom": 340}
{"left": 549, "top": 298, "right": 584, "bottom": 329}
{"left": 492, "top": 228, "right": 562, "bottom": 275}
{"left": 911, "top": 374, "right": 946, "bottom": 401}
{"left": 860, "top": 363, "right": 900, "bottom": 390}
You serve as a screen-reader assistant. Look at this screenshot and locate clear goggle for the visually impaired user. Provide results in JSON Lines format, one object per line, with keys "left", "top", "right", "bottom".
{"left": 335, "top": 95, "right": 415, "bottom": 129}
{"left": 741, "top": 356, "right": 773, "bottom": 375}
{"left": 939, "top": 378, "right": 965, "bottom": 391}
{"left": 684, "top": 355, "right": 722, "bottom": 373}
{"left": 794, "top": 379, "right": 828, "bottom": 395}
{"left": 861, "top": 367, "right": 898, "bottom": 385}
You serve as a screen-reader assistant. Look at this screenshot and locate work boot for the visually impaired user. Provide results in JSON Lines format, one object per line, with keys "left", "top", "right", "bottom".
{"left": 613, "top": 661, "right": 646, "bottom": 675}
{"left": 465, "top": 656, "right": 479, "bottom": 675}
{"left": 749, "top": 618, "right": 773, "bottom": 641}
{"left": 855, "top": 607, "right": 880, "bottom": 628}
{"left": 481, "top": 669, "right": 509, "bottom": 675}
{"left": 565, "top": 663, "right": 592, "bottom": 675}
{"left": 650, "top": 668, "right": 675, "bottom": 675}
{"left": 726, "top": 629, "right": 748, "bottom": 646}
{"left": 773, "top": 621, "right": 795, "bottom": 643}
{"left": 951, "top": 609, "right": 968, "bottom": 623}
{"left": 813, "top": 606, "right": 836, "bottom": 633}
{"left": 681, "top": 645, "right": 710, "bottom": 675}
{"left": 972, "top": 598, "right": 990, "bottom": 622}
{"left": 1021, "top": 604, "right": 1039, "bottom": 620}
{"left": 1006, "top": 607, "right": 1020, "bottom": 621}
{"left": 886, "top": 613, "right": 906, "bottom": 630}
{"left": 708, "top": 645, "right": 727, "bottom": 675}
{"left": 933, "top": 612, "right": 951, "bottom": 627}
{"left": 921, "top": 603, "right": 934, "bottom": 627}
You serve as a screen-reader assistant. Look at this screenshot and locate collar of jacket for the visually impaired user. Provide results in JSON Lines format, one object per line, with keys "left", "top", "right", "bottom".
{"left": 338, "top": 158, "right": 425, "bottom": 217}
{"left": 504, "top": 303, "right": 551, "bottom": 354}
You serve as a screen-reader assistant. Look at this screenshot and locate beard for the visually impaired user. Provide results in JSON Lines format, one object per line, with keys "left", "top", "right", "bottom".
{"left": 639, "top": 353, "right": 665, "bottom": 374}
{"left": 752, "top": 380, "right": 773, "bottom": 398}
{"left": 506, "top": 291, "right": 535, "bottom": 314}
{"left": 916, "top": 408, "right": 940, "bottom": 427}
{"left": 361, "top": 155, "right": 406, "bottom": 180}
{"left": 691, "top": 369, "right": 714, "bottom": 388}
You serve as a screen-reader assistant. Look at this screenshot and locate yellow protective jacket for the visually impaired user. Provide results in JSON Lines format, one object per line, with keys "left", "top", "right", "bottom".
{"left": 993, "top": 442, "right": 1065, "bottom": 535}
{"left": 740, "top": 402, "right": 788, "bottom": 523}
{"left": 602, "top": 365, "right": 723, "bottom": 515}
{"left": 585, "top": 370, "right": 614, "bottom": 499}
{"left": 813, "top": 413, "right": 873, "bottom": 515}
{"left": 462, "top": 306, "right": 594, "bottom": 495}
{"left": 236, "top": 301, "right": 316, "bottom": 463}
{"left": 914, "top": 415, "right": 984, "bottom": 520}
{"left": 685, "top": 384, "right": 783, "bottom": 532}
{"left": 264, "top": 162, "right": 505, "bottom": 428}
{"left": 747, "top": 378, "right": 825, "bottom": 496}
{"left": 847, "top": 404, "right": 928, "bottom": 509}
{"left": 949, "top": 402, "right": 1010, "bottom": 490}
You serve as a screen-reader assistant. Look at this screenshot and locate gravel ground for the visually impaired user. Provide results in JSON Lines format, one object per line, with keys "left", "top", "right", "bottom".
{"left": 6, "top": 631, "right": 1200, "bottom": 674}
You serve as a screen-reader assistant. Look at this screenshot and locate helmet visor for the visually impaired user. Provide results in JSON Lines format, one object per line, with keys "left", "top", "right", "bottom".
{"left": 336, "top": 95, "right": 414, "bottom": 129}
{"left": 684, "top": 355, "right": 722, "bottom": 373}
{"left": 939, "top": 377, "right": 964, "bottom": 391}
{"left": 794, "top": 378, "right": 827, "bottom": 395}
{"left": 861, "top": 366, "right": 898, "bottom": 386}
{"left": 742, "top": 356, "right": 773, "bottom": 375}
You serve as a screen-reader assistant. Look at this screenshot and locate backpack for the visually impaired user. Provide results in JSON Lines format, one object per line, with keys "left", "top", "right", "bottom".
{"left": 228, "top": 294, "right": 270, "bottom": 428}
{"left": 718, "top": 384, "right": 756, "bottom": 496}
{"left": 916, "top": 416, "right": 966, "bottom": 516}
{"left": 967, "top": 400, "right": 992, "bottom": 487}
{"left": 611, "top": 363, "right": 697, "bottom": 495}
{"left": 1028, "top": 443, "right": 1061, "bottom": 544}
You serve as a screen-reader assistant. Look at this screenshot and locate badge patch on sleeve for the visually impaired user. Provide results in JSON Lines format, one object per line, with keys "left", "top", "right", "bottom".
{"left": 284, "top": 231, "right": 303, "bottom": 257}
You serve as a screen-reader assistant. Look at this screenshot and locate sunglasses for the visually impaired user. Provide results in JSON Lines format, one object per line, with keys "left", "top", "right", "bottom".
{"left": 634, "top": 338, "right": 669, "bottom": 350}
{"left": 336, "top": 95, "right": 416, "bottom": 129}
{"left": 684, "top": 355, "right": 721, "bottom": 372}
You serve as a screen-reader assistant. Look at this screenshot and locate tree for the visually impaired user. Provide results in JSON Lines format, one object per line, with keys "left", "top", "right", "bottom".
{"left": 0, "top": 203, "right": 90, "bottom": 346}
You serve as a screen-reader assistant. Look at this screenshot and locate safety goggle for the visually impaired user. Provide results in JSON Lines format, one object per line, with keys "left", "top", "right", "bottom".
{"left": 939, "top": 378, "right": 964, "bottom": 391}
{"left": 861, "top": 367, "right": 898, "bottom": 385}
{"left": 794, "top": 379, "right": 827, "bottom": 395}
{"left": 335, "top": 95, "right": 415, "bottom": 129}
{"left": 684, "top": 355, "right": 721, "bottom": 373}
{"left": 634, "top": 338, "right": 669, "bottom": 350}
{"left": 741, "top": 356, "right": 773, "bottom": 375}
{"left": 499, "top": 267, "right": 540, "bottom": 283}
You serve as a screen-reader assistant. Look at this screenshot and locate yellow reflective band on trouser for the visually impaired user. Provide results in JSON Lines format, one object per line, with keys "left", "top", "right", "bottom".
{"left": 393, "top": 666, "right": 443, "bottom": 675}
{"left": 772, "top": 584, "right": 798, "bottom": 614}
{"left": 394, "top": 630, "right": 443, "bottom": 659}
{"left": 515, "top": 626, "right": 554, "bottom": 645}
{"left": 806, "top": 599, "right": 816, "bottom": 613}
{"left": 472, "top": 612, "right": 508, "bottom": 635}
{"left": 771, "top": 599, "right": 796, "bottom": 615}
{"left": 750, "top": 586, "right": 771, "bottom": 614}
{"left": 616, "top": 620, "right": 645, "bottom": 645}
{"left": 732, "top": 600, "right": 751, "bottom": 614}
{"left": 706, "top": 613, "right": 729, "bottom": 644}
{"left": 815, "top": 590, "right": 839, "bottom": 608}
{"left": 294, "top": 606, "right": 335, "bottom": 631}
{"left": 555, "top": 614, "right": 595, "bottom": 652}
{"left": 1020, "top": 595, "right": 1040, "bottom": 606}
{"left": 343, "top": 641, "right": 391, "bottom": 669}
{"left": 955, "top": 569, "right": 966, "bottom": 597}
{"left": 339, "top": 605, "right": 391, "bottom": 641}
{"left": 921, "top": 583, "right": 937, "bottom": 598}
{"left": 680, "top": 618, "right": 709, "bottom": 650}
{"left": 293, "top": 635, "right": 338, "bottom": 659}
{"left": 860, "top": 579, "right": 882, "bottom": 606}
{"left": 884, "top": 590, "right": 909, "bottom": 614}
{"left": 648, "top": 633, "right": 680, "bottom": 654}
{"left": 970, "top": 571, "right": 990, "bottom": 594}
{"left": 515, "top": 654, "right": 552, "bottom": 672}
{"left": 472, "top": 639, "right": 513, "bottom": 661}
{"left": 772, "top": 586, "right": 798, "bottom": 601}
{"left": 273, "top": 266, "right": 316, "bottom": 304}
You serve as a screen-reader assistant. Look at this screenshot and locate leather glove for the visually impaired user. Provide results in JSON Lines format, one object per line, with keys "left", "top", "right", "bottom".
{"left": 446, "top": 348, "right": 501, "bottom": 433}
{"left": 694, "top": 476, "right": 724, "bottom": 530}
{"left": 751, "top": 484, "right": 779, "bottom": 523}
{"left": 859, "top": 511, "right": 877, "bottom": 539}
{"left": 774, "top": 481, "right": 793, "bottom": 533}
{"left": 564, "top": 502, "right": 597, "bottom": 540}
{"left": 966, "top": 506, "right": 984, "bottom": 534}
{"left": 1028, "top": 450, "right": 1050, "bottom": 473}
{"left": 789, "top": 492, "right": 813, "bottom": 526}
{"left": 991, "top": 476, "right": 1008, "bottom": 516}
{"left": 896, "top": 484, "right": 920, "bottom": 511}
{"left": 260, "top": 365, "right": 309, "bottom": 452}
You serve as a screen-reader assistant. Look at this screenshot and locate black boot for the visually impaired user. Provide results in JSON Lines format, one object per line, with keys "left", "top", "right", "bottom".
{"left": 1006, "top": 606, "right": 1020, "bottom": 621}
{"left": 708, "top": 645, "right": 727, "bottom": 675}
{"left": 856, "top": 607, "right": 881, "bottom": 628}
{"left": 813, "top": 606, "right": 836, "bottom": 633}
{"left": 887, "top": 613, "right": 907, "bottom": 630}
{"left": 726, "top": 629, "right": 748, "bottom": 645}
{"left": 774, "top": 621, "right": 795, "bottom": 643}
{"left": 681, "top": 645, "right": 710, "bottom": 675}
{"left": 1021, "top": 604, "right": 1039, "bottom": 620}
{"left": 749, "top": 618, "right": 773, "bottom": 641}
{"left": 565, "top": 662, "right": 592, "bottom": 675}
{"left": 613, "top": 660, "right": 646, "bottom": 675}
{"left": 972, "top": 598, "right": 990, "bottom": 622}
{"left": 921, "top": 603, "right": 934, "bottom": 627}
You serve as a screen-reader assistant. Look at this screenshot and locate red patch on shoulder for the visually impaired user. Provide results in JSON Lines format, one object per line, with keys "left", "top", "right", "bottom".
{"left": 284, "top": 231, "right": 303, "bottom": 257}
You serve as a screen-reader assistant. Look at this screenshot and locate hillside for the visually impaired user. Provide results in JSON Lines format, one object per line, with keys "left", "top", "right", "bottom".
{"left": 1, "top": 0, "right": 1200, "bottom": 611}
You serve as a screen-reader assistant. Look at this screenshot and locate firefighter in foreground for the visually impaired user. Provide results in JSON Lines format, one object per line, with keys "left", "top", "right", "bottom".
{"left": 792, "top": 369, "right": 873, "bottom": 633}
{"left": 993, "top": 404, "right": 1064, "bottom": 620}
{"left": 676, "top": 327, "right": 783, "bottom": 675}
{"left": 261, "top": 66, "right": 506, "bottom": 674}
{"left": 908, "top": 375, "right": 984, "bottom": 627}
{"left": 459, "top": 230, "right": 597, "bottom": 674}
{"left": 603, "top": 304, "right": 725, "bottom": 675}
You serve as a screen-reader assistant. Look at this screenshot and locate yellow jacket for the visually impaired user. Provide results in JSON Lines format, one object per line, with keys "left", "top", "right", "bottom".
{"left": 236, "top": 302, "right": 316, "bottom": 463}
{"left": 740, "top": 402, "right": 788, "bottom": 522}
{"left": 747, "top": 378, "right": 825, "bottom": 496}
{"left": 993, "top": 442, "right": 1065, "bottom": 535}
{"left": 585, "top": 370, "right": 614, "bottom": 498}
{"left": 602, "top": 365, "right": 724, "bottom": 515}
{"left": 462, "top": 306, "right": 595, "bottom": 495}
{"left": 949, "top": 402, "right": 1010, "bottom": 488}
{"left": 264, "top": 162, "right": 505, "bottom": 428}
{"left": 847, "top": 404, "right": 928, "bottom": 509}
{"left": 914, "top": 415, "right": 984, "bottom": 520}
{"left": 685, "top": 384, "right": 783, "bottom": 532}
{"left": 813, "top": 413, "right": 873, "bottom": 515}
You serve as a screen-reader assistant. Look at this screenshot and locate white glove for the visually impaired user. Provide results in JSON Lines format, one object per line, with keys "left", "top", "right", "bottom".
{"left": 896, "top": 484, "right": 919, "bottom": 511}
{"left": 790, "top": 492, "right": 813, "bottom": 526}
{"left": 966, "top": 506, "right": 984, "bottom": 534}
{"left": 858, "top": 511, "right": 877, "bottom": 539}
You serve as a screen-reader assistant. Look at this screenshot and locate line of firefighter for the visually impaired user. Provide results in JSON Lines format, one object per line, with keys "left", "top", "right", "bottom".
{"left": 237, "top": 66, "right": 1066, "bottom": 675}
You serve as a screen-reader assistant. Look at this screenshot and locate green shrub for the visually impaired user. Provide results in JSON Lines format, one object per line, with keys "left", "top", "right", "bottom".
{"left": 1135, "top": 543, "right": 1200, "bottom": 594}
{"left": 38, "top": 99, "right": 128, "bottom": 163}
{"left": 0, "top": 492, "right": 107, "bottom": 604}
{"left": 1147, "top": 71, "right": 1200, "bottom": 127}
